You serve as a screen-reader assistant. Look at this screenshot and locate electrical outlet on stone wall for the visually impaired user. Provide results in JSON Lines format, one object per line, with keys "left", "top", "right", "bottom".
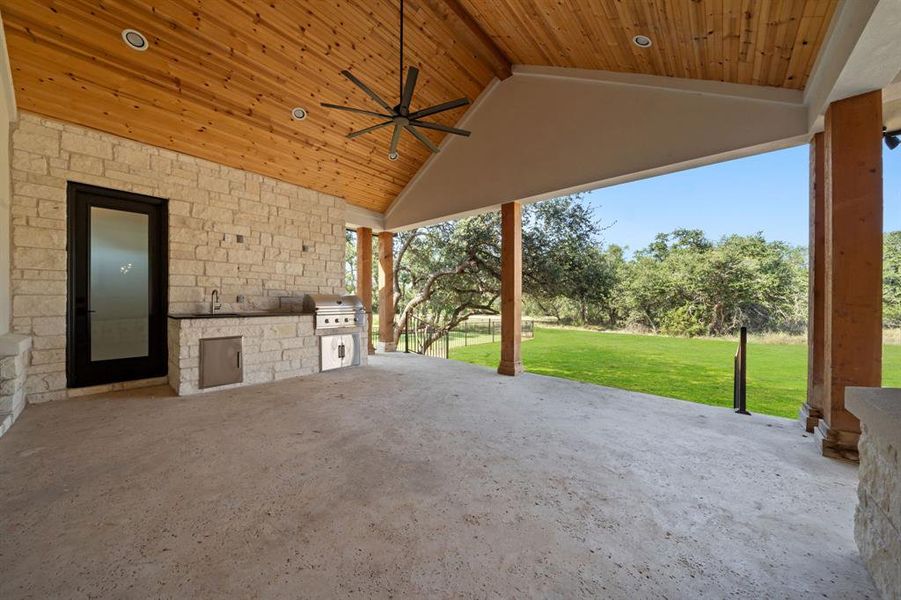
{"left": 236, "top": 295, "right": 246, "bottom": 303}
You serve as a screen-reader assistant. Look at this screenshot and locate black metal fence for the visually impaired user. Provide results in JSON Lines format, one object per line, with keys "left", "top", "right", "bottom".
{"left": 371, "top": 315, "right": 536, "bottom": 359}
{"left": 404, "top": 314, "right": 450, "bottom": 358}
{"left": 445, "top": 318, "right": 533, "bottom": 353}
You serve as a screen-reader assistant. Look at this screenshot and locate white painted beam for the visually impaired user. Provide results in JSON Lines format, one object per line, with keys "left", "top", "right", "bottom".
{"left": 344, "top": 202, "right": 385, "bottom": 232}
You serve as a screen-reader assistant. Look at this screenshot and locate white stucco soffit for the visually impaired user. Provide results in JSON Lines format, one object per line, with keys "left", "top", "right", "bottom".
{"left": 385, "top": 67, "right": 809, "bottom": 230}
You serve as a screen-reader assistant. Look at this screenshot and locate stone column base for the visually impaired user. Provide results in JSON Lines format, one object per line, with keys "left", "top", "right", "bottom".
{"left": 497, "top": 360, "right": 523, "bottom": 376}
{"left": 798, "top": 402, "right": 822, "bottom": 433}
{"left": 814, "top": 419, "right": 860, "bottom": 461}
{"left": 377, "top": 341, "right": 397, "bottom": 353}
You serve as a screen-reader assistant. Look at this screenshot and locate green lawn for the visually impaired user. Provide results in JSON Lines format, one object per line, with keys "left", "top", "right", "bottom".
{"left": 449, "top": 327, "right": 901, "bottom": 419}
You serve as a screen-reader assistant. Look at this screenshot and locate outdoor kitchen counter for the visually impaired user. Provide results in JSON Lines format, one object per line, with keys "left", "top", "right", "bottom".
{"left": 168, "top": 311, "right": 299, "bottom": 320}
{"left": 167, "top": 313, "right": 321, "bottom": 396}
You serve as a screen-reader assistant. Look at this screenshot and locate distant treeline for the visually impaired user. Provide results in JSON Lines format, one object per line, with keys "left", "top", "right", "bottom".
{"left": 530, "top": 226, "right": 901, "bottom": 337}
{"left": 347, "top": 196, "right": 901, "bottom": 337}
{"left": 543, "top": 228, "right": 810, "bottom": 336}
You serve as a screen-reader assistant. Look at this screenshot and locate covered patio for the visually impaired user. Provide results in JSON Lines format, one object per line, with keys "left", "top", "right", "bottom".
{"left": 0, "top": 354, "right": 873, "bottom": 598}
{"left": 0, "top": 0, "right": 899, "bottom": 597}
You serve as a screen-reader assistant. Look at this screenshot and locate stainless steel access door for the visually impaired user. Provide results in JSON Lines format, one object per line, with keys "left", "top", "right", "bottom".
{"left": 199, "top": 336, "right": 243, "bottom": 388}
{"left": 320, "top": 334, "right": 356, "bottom": 371}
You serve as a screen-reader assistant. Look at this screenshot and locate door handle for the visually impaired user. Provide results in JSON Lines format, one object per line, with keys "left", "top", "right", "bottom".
{"left": 236, "top": 351, "right": 242, "bottom": 369}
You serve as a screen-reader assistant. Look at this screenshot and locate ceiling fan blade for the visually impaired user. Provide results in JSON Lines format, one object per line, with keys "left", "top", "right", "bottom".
{"left": 400, "top": 66, "right": 419, "bottom": 114}
{"left": 341, "top": 70, "right": 394, "bottom": 112}
{"left": 410, "top": 120, "right": 471, "bottom": 137}
{"left": 404, "top": 125, "right": 440, "bottom": 153}
{"left": 408, "top": 97, "right": 470, "bottom": 120}
{"left": 321, "top": 103, "right": 391, "bottom": 119}
{"left": 347, "top": 121, "right": 394, "bottom": 139}
{"left": 390, "top": 123, "right": 403, "bottom": 154}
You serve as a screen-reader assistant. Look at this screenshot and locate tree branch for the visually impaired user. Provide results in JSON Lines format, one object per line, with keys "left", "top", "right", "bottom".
{"left": 393, "top": 255, "right": 477, "bottom": 342}
{"left": 393, "top": 230, "right": 421, "bottom": 307}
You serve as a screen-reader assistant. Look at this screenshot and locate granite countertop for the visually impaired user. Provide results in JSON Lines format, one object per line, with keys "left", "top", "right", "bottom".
{"left": 846, "top": 386, "right": 901, "bottom": 446}
{"left": 168, "top": 311, "right": 306, "bottom": 320}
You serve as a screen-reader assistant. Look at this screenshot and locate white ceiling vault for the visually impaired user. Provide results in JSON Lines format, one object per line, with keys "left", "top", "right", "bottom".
{"left": 379, "top": 0, "right": 901, "bottom": 231}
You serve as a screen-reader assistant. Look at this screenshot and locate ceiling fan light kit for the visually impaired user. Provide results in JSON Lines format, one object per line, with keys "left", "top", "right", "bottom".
{"left": 321, "top": 0, "right": 471, "bottom": 159}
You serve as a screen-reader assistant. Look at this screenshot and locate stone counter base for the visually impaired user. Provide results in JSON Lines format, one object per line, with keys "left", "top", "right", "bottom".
{"left": 168, "top": 315, "right": 321, "bottom": 396}
{"left": 0, "top": 334, "right": 32, "bottom": 439}
{"left": 854, "top": 427, "right": 901, "bottom": 598}
{"left": 847, "top": 387, "right": 901, "bottom": 600}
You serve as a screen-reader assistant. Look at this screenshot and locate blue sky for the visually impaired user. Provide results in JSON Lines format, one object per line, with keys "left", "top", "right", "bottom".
{"left": 584, "top": 144, "right": 901, "bottom": 254}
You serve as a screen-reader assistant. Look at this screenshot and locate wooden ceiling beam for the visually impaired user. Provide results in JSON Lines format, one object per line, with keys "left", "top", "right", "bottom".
{"left": 428, "top": 0, "right": 512, "bottom": 81}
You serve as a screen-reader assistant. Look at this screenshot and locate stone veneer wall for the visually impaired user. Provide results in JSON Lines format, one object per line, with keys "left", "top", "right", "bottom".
{"left": 9, "top": 113, "right": 346, "bottom": 403}
{"left": 855, "top": 425, "right": 901, "bottom": 598}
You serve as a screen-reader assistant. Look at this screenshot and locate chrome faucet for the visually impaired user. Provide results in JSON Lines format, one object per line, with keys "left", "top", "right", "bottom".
{"left": 210, "top": 289, "right": 221, "bottom": 314}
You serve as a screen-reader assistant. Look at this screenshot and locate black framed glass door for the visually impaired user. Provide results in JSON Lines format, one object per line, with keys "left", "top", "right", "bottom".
{"left": 67, "top": 183, "right": 168, "bottom": 388}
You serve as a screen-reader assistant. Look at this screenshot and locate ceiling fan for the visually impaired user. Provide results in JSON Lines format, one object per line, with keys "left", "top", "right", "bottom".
{"left": 320, "top": 0, "right": 471, "bottom": 161}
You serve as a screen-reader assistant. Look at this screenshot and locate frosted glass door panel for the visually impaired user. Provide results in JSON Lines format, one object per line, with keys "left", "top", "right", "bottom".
{"left": 89, "top": 207, "right": 150, "bottom": 361}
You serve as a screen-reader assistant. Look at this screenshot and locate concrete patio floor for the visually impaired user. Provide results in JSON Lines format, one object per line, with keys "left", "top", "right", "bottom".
{"left": 0, "top": 353, "right": 875, "bottom": 599}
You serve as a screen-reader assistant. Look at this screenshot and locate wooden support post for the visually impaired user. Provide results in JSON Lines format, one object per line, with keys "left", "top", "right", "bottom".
{"left": 817, "top": 91, "right": 883, "bottom": 460}
{"left": 800, "top": 133, "right": 825, "bottom": 432}
{"left": 377, "top": 231, "right": 396, "bottom": 352}
{"left": 356, "top": 227, "right": 375, "bottom": 355}
{"left": 498, "top": 202, "right": 523, "bottom": 376}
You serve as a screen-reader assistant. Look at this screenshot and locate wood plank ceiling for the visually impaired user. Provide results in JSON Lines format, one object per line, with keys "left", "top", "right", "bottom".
{"left": 461, "top": 0, "right": 838, "bottom": 89}
{"left": 2, "top": 1, "right": 838, "bottom": 213}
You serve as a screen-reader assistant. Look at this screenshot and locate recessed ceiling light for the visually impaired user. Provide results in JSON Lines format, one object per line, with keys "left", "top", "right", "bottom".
{"left": 121, "top": 29, "right": 149, "bottom": 52}
{"left": 291, "top": 107, "right": 308, "bottom": 121}
{"left": 632, "top": 35, "right": 653, "bottom": 48}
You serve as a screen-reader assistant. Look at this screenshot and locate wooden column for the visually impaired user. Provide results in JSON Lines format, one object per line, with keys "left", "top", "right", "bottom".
{"left": 800, "top": 133, "right": 825, "bottom": 432}
{"left": 377, "top": 231, "right": 396, "bottom": 352}
{"left": 817, "top": 91, "right": 883, "bottom": 460}
{"left": 498, "top": 202, "right": 523, "bottom": 376}
{"left": 356, "top": 227, "right": 375, "bottom": 355}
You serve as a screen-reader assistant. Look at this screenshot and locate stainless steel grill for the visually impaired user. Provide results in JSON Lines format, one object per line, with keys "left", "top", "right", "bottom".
{"left": 301, "top": 294, "right": 364, "bottom": 330}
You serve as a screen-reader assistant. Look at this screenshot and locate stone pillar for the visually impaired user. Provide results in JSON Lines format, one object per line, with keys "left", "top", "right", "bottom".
{"left": 356, "top": 227, "right": 375, "bottom": 355}
{"left": 377, "top": 231, "right": 396, "bottom": 352}
{"left": 800, "top": 132, "right": 825, "bottom": 432}
{"left": 816, "top": 91, "right": 883, "bottom": 460}
{"left": 498, "top": 202, "right": 523, "bottom": 376}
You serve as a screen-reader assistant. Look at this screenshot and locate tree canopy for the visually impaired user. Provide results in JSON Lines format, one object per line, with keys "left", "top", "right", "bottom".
{"left": 619, "top": 230, "right": 807, "bottom": 336}
{"left": 347, "top": 196, "right": 899, "bottom": 339}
